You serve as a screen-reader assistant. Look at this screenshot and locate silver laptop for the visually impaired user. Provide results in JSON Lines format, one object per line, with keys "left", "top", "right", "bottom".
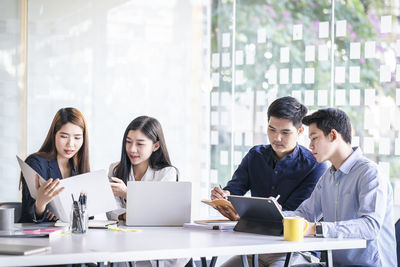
{"left": 126, "top": 181, "right": 192, "bottom": 226}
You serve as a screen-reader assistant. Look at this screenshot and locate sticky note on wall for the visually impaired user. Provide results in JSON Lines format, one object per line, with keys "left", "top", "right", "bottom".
{"left": 336, "top": 20, "right": 346, "bottom": 37}
{"left": 280, "top": 47, "right": 290, "bottom": 63}
{"left": 304, "top": 90, "right": 314, "bottom": 106}
{"left": 318, "top": 44, "right": 329, "bottom": 61}
{"left": 257, "top": 28, "right": 267, "bottom": 43}
{"left": 222, "top": 33, "right": 230, "bottom": 47}
{"left": 318, "top": 90, "right": 328, "bottom": 106}
{"left": 293, "top": 24, "right": 303, "bottom": 40}
{"left": 349, "top": 66, "right": 360, "bottom": 83}
{"left": 365, "top": 41, "right": 376, "bottom": 59}
{"left": 304, "top": 68, "right": 315, "bottom": 84}
{"left": 350, "top": 42, "right": 360, "bottom": 59}
{"left": 363, "top": 137, "right": 374, "bottom": 154}
{"left": 292, "top": 68, "right": 302, "bottom": 84}
{"left": 364, "top": 89, "right": 376, "bottom": 106}
{"left": 319, "top": 21, "right": 329, "bottom": 38}
{"left": 305, "top": 45, "right": 315, "bottom": 62}
{"left": 349, "top": 89, "right": 360, "bottom": 106}
{"left": 379, "top": 138, "right": 390, "bottom": 155}
{"left": 380, "top": 15, "right": 392, "bottom": 33}
{"left": 335, "top": 89, "right": 346, "bottom": 106}
{"left": 280, "top": 68, "right": 289, "bottom": 84}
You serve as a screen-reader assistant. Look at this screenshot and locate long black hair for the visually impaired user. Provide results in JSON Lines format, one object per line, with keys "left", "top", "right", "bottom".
{"left": 113, "top": 116, "right": 177, "bottom": 184}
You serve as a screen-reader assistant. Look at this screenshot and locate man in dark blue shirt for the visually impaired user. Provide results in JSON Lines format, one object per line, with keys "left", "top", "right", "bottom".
{"left": 211, "top": 96, "right": 327, "bottom": 220}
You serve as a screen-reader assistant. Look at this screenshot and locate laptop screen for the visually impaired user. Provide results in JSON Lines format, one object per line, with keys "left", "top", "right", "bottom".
{"left": 126, "top": 181, "right": 192, "bottom": 226}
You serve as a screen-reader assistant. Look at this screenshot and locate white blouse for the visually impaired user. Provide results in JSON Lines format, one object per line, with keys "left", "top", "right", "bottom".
{"left": 107, "top": 162, "right": 178, "bottom": 219}
{"left": 107, "top": 163, "right": 188, "bottom": 267}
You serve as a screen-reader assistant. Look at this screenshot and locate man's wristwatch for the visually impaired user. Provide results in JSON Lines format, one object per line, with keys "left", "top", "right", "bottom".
{"left": 315, "top": 222, "right": 323, "bottom": 237}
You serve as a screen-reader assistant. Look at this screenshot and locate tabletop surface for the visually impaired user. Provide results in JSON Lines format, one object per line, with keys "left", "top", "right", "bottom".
{"left": 0, "top": 226, "right": 366, "bottom": 266}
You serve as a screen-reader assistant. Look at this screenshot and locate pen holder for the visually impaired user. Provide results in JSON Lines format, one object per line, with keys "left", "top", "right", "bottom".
{"left": 70, "top": 203, "right": 88, "bottom": 234}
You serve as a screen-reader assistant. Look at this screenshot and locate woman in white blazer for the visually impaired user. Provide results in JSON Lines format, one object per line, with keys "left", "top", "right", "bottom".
{"left": 108, "top": 116, "right": 188, "bottom": 267}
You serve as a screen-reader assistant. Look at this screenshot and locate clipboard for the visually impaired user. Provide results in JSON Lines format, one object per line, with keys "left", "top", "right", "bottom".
{"left": 228, "top": 195, "right": 284, "bottom": 236}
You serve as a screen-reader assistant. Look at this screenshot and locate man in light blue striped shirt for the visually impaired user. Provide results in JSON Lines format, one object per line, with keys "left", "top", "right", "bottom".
{"left": 284, "top": 108, "right": 396, "bottom": 267}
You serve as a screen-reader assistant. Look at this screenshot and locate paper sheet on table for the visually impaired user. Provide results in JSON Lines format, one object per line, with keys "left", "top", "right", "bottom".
{"left": 17, "top": 156, "right": 117, "bottom": 222}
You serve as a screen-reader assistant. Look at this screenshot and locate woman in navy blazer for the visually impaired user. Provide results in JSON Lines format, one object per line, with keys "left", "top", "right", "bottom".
{"left": 19, "top": 107, "right": 90, "bottom": 223}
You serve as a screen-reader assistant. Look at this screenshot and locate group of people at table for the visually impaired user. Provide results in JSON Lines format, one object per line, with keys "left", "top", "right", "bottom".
{"left": 18, "top": 96, "right": 396, "bottom": 267}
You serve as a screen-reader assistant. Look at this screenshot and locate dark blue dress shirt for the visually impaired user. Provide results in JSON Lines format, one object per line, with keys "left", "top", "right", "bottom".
{"left": 19, "top": 154, "right": 76, "bottom": 223}
{"left": 224, "top": 144, "right": 327, "bottom": 211}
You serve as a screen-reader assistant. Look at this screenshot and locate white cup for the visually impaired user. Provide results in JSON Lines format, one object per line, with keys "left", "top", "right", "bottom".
{"left": 0, "top": 208, "right": 14, "bottom": 231}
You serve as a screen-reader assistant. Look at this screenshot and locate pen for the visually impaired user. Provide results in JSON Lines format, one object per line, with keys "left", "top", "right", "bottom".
{"left": 218, "top": 184, "right": 227, "bottom": 199}
{"left": 275, "top": 194, "right": 280, "bottom": 201}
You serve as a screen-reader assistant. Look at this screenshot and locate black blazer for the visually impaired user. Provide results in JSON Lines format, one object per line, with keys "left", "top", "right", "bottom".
{"left": 19, "top": 154, "right": 76, "bottom": 223}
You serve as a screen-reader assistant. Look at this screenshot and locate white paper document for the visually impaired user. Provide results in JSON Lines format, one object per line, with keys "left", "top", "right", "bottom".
{"left": 17, "top": 156, "right": 117, "bottom": 222}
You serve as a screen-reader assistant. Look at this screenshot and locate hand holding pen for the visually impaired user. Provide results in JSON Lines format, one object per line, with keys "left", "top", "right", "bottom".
{"left": 211, "top": 184, "right": 230, "bottom": 200}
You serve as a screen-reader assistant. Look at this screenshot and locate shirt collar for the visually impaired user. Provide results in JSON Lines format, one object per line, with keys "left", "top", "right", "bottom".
{"left": 331, "top": 147, "right": 361, "bottom": 175}
{"left": 129, "top": 166, "right": 154, "bottom": 181}
{"left": 280, "top": 144, "right": 300, "bottom": 160}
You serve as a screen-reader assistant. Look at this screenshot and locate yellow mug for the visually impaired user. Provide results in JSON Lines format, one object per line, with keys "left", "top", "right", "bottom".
{"left": 283, "top": 217, "right": 309, "bottom": 241}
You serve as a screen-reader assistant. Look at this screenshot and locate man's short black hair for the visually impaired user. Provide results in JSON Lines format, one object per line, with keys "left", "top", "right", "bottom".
{"left": 302, "top": 108, "right": 352, "bottom": 144}
{"left": 267, "top": 96, "right": 307, "bottom": 128}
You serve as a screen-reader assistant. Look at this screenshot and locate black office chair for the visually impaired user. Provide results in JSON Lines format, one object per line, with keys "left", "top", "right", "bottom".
{"left": 0, "top": 202, "right": 22, "bottom": 223}
{"left": 395, "top": 219, "right": 400, "bottom": 267}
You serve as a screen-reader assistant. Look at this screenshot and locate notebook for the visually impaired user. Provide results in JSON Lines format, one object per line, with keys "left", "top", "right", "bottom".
{"left": 0, "top": 244, "right": 50, "bottom": 255}
{"left": 126, "top": 181, "right": 191, "bottom": 226}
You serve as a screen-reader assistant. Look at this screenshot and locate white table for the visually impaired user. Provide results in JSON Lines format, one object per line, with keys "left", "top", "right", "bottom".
{"left": 0, "top": 227, "right": 366, "bottom": 266}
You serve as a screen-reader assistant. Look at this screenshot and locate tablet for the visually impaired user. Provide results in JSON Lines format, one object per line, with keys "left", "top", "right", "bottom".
{"left": 228, "top": 195, "right": 284, "bottom": 236}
